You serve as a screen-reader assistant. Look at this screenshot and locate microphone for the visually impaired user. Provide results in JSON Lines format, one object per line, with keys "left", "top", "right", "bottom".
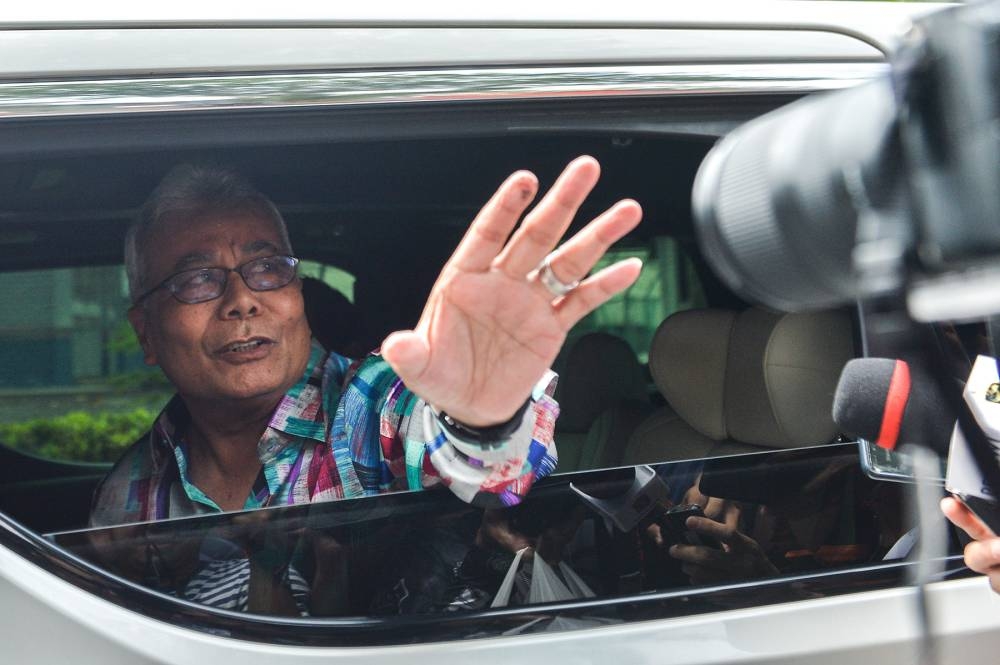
{"left": 833, "top": 357, "right": 957, "bottom": 455}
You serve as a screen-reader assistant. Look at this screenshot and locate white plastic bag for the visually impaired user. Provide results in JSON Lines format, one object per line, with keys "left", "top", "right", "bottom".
{"left": 529, "top": 553, "right": 595, "bottom": 603}
{"left": 491, "top": 547, "right": 595, "bottom": 608}
{"left": 490, "top": 547, "right": 528, "bottom": 608}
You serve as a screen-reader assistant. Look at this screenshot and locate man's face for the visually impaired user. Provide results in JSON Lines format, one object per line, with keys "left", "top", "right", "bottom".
{"left": 127, "top": 210, "right": 312, "bottom": 406}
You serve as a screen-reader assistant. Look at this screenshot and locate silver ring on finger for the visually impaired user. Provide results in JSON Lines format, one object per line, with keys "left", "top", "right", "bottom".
{"left": 537, "top": 255, "right": 579, "bottom": 297}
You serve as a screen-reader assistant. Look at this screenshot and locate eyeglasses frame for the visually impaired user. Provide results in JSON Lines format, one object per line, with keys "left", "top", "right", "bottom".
{"left": 131, "top": 255, "right": 300, "bottom": 307}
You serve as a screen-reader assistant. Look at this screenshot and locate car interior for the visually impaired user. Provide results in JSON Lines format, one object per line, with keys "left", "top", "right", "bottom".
{"left": 0, "top": 117, "right": 768, "bottom": 534}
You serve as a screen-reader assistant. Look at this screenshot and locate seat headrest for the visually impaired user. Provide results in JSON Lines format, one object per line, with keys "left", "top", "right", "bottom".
{"left": 649, "top": 309, "right": 737, "bottom": 441}
{"left": 555, "top": 332, "right": 647, "bottom": 432}
{"left": 648, "top": 307, "right": 854, "bottom": 448}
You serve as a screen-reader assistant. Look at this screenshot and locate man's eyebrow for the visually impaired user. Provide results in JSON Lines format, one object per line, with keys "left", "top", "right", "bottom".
{"left": 244, "top": 240, "right": 281, "bottom": 255}
{"left": 171, "top": 241, "right": 280, "bottom": 272}
{"left": 172, "top": 252, "right": 215, "bottom": 272}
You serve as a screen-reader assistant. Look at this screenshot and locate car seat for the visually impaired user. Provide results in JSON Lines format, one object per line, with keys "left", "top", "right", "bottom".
{"left": 623, "top": 307, "right": 855, "bottom": 464}
{"left": 553, "top": 332, "right": 649, "bottom": 472}
{"left": 301, "top": 276, "right": 368, "bottom": 358}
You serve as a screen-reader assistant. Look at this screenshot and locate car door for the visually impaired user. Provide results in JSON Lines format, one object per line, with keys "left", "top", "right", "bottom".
{"left": 1, "top": 4, "right": 998, "bottom": 664}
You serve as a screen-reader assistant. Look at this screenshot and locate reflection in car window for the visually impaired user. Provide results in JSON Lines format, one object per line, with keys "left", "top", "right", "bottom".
{"left": 53, "top": 444, "right": 920, "bottom": 628}
{"left": 0, "top": 265, "right": 168, "bottom": 463}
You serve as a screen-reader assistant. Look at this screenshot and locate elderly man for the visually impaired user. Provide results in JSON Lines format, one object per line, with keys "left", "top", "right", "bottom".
{"left": 90, "top": 156, "right": 642, "bottom": 526}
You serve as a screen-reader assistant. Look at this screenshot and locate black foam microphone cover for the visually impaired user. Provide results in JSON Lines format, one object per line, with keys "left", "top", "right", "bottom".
{"left": 833, "top": 357, "right": 956, "bottom": 455}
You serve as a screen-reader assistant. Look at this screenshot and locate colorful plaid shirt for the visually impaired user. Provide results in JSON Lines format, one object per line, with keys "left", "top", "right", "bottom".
{"left": 90, "top": 341, "right": 559, "bottom": 526}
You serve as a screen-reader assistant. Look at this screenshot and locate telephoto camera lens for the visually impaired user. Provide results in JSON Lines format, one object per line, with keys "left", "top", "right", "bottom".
{"left": 692, "top": 78, "right": 901, "bottom": 311}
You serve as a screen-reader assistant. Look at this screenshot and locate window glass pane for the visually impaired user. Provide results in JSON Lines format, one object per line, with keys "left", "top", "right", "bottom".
{"left": 52, "top": 444, "right": 934, "bottom": 638}
{"left": 0, "top": 265, "right": 168, "bottom": 463}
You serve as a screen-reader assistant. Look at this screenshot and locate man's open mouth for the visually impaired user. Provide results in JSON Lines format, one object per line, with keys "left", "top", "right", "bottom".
{"left": 218, "top": 338, "right": 274, "bottom": 355}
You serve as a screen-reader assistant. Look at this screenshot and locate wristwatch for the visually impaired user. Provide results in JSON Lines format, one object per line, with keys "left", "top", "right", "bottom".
{"left": 436, "top": 398, "right": 532, "bottom": 448}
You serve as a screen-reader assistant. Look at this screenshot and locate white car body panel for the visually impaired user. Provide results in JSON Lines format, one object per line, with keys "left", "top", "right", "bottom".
{"left": 0, "top": 28, "right": 882, "bottom": 80}
{"left": 0, "top": 2, "right": 993, "bottom": 663}
{"left": 3, "top": 533, "right": 1000, "bottom": 664}
{"left": 0, "top": 2, "right": 951, "bottom": 78}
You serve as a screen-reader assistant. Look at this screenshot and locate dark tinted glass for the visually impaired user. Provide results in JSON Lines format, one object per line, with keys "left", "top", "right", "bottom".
{"left": 50, "top": 443, "right": 959, "bottom": 638}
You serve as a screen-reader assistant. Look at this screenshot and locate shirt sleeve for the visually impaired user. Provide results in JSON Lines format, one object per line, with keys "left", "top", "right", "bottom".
{"left": 340, "top": 354, "right": 559, "bottom": 508}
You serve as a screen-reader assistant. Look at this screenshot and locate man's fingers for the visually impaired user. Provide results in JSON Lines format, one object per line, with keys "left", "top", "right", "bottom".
{"left": 941, "top": 497, "right": 996, "bottom": 540}
{"left": 670, "top": 543, "right": 726, "bottom": 568}
{"left": 380, "top": 330, "right": 431, "bottom": 386}
{"left": 494, "top": 156, "right": 601, "bottom": 277}
{"left": 702, "top": 497, "right": 741, "bottom": 529}
{"left": 449, "top": 171, "right": 539, "bottom": 272}
{"left": 554, "top": 258, "right": 642, "bottom": 329}
{"left": 539, "top": 199, "right": 642, "bottom": 287}
{"left": 682, "top": 477, "right": 707, "bottom": 507}
{"left": 684, "top": 515, "right": 738, "bottom": 546}
{"left": 963, "top": 539, "right": 1000, "bottom": 575}
{"left": 722, "top": 502, "right": 742, "bottom": 530}
{"left": 942, "top": 497, "right": 1000, "bottom": 579}
{"left": 669, "top": 517, "right": 741, "bottom": 570}
{"left": 479, "top": 509, "right": 533, "bottom": 553}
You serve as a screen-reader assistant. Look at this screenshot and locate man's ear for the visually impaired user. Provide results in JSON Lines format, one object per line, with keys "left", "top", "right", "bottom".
{"left": 127, "top": 306, "right": 158, "bottom": 366}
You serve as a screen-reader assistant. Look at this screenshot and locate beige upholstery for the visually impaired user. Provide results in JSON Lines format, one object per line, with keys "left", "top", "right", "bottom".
{"left": 649, "top": 309, "right": 737, "bottom": 441}
{"left": 553, "top": 332, "right": 648, "bottom": 471}
{"left": 624, "top": 307, "right": 855, "bottom": 464}
{"left": 624, "top": 408, "right": 719, "bottom": 465}
{"left": 726, "top": 308, "right": 855, "bottom": 447}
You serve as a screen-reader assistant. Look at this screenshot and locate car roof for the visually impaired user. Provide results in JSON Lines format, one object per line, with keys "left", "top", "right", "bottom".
{"left": 0, "top": 1, "right": 952, "bottom": 80}
{"left": 2, "top": 1, "right": 951, "bottom": 47}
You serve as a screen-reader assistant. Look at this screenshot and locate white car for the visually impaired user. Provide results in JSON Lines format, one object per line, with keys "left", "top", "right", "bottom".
{"left": 1, "top": 2, "right": 997, "bottom": 664}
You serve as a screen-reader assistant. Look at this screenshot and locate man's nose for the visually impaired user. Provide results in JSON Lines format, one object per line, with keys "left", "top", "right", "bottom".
{"left": 217, "top": 271, "right": 260, "bottom": 319}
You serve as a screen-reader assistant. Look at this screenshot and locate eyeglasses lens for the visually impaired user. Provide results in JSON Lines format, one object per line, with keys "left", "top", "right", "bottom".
{"left": 170, "top": 269, "right": 224, "bottom": 303}
{"left": 242, "top": 256, "right": 298, "bottom": 291}
{"left": 168, "top": 256, "right": 298, "bottom": 304}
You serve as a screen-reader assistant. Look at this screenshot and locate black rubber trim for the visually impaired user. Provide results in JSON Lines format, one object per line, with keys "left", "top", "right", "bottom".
{"left": 0, "top": 94, "right": 795, "bottom": 159}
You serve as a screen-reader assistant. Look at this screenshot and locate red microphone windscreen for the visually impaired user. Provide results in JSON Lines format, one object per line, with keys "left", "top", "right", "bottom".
{"left": 876, "top": 360, "right": 911, "bottom": 450}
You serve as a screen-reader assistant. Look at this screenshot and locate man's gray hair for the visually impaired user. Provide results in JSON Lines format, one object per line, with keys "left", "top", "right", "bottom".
{"left": 124, "top": 164, "right": 292, "bottom": 303}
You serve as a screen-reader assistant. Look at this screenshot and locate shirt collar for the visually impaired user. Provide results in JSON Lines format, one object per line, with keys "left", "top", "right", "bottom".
{"left": 149, "top": 339, "right": 330, "bottom": 469}
{"left": 264, "top": 340, "right": 328, "bottom": 443}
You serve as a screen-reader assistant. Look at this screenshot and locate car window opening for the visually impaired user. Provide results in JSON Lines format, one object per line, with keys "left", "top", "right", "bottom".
{"left": 0, "top": 127, "right": 966, "bottom": 642}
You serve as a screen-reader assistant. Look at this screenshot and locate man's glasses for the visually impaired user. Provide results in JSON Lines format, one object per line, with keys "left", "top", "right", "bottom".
{"left": 133, "top": 255, "right": 300, "bottom": 305}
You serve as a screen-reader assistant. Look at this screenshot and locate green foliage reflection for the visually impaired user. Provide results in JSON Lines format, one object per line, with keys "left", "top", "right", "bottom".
{"left": 0, "top": 408, "right": 154, "bottom": 463}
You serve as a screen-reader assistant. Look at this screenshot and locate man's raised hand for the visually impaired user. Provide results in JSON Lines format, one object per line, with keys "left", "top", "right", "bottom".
{"left": 380, "top": 156, "right": 642, "bottom": 427}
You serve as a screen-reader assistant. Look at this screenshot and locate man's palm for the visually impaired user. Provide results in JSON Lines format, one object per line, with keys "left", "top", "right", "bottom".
{"left": 382, "top": 157, "right": 642, "bottom": 427}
